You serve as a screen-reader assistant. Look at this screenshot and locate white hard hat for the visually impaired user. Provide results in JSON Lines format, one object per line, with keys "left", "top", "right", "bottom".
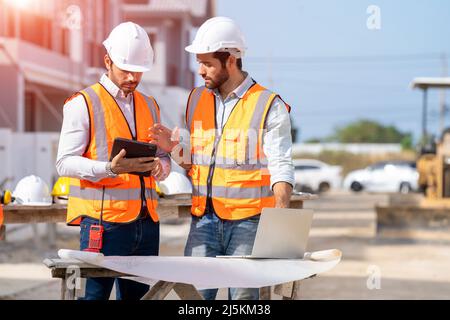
{"left": 13, "top": 175, "right": 52, "bottom": 206}
{"left": 185, "top": 16, "right": 246, "bottom": 58}
{"left": 159, "top": 172, "right": 192, "bottom": 196}
{"left": 103, "top": 21, "right": 153, "bottom": 72}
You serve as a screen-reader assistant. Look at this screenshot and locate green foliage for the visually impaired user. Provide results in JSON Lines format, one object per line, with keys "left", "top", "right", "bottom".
{"left": 329, "top": 119, "right": 407, "bottom": 143}
{"left": 321, "top": 119, "right": 413, "bottom": 149}
{"left": 400, "top": 135, "right": 413, "bottom": 150}
{"left": 304, "top": 138, "right": 322, "bottom": 143}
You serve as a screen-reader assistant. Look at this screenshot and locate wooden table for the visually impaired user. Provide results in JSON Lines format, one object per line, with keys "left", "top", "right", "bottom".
{"left": 43, "top": 258, "right": 205, "bottom": 300}
{"left": 3, "top": 193, "right": 318, "bottom": 300}
{"left": 43, "top": 257, "right": 316, "bottom": 300}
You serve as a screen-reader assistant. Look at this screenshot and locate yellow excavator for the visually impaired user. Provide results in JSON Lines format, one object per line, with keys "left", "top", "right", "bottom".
{"left": 417, "top": 128, "right": 450, "bottom": 205}
{"left": 376, "top": 77, "right": 450, "bottom": 234}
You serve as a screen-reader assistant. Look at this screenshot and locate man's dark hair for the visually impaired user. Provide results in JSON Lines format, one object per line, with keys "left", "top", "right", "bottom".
{"left": 213, "top": 51, "right": 242, "bottom": 70}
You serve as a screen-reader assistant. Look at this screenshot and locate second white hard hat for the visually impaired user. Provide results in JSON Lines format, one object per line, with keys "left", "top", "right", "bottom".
{"left": 12, "top": 175, "right": 52, "bottom": 206}
{"left": 103, "top": 21, "right": 153, "bottom": 72}
{"left": 159, "top": 172, "right": 192, "bottom": 196}
{"left": 185, "top": 16, "right": 246, "bottom": 58}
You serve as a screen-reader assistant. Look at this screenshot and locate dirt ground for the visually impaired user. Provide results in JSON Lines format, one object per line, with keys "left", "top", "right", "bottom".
{"left": 1, "top": 190, "right": 450, "bottom": 300}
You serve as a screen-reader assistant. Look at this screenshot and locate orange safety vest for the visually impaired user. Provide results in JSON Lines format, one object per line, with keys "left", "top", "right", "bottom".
{"left": 66, "top": 83, "right": 160, "bottom": 225}
{"left": 0, "top": 205, "right": 3, "bottom": 227}
{"left": 186, "top": 82, "right": 290, "bottom": 220}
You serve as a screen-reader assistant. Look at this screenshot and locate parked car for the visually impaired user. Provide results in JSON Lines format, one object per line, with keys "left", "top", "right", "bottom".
{"left": 293, "top": 159, "right": 342, "bottom": 193}
{"left": 343, "top": 160, "right": 418, "bottom": 194}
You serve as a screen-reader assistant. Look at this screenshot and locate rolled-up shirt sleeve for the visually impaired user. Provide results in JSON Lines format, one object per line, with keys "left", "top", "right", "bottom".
{"left": 262, "top": 97, "right": 295, "bottom": 190}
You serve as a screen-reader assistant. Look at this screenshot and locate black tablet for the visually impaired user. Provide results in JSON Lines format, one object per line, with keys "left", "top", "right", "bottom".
{"left": 110, "top": 137, "right": 157, "bottom": 176}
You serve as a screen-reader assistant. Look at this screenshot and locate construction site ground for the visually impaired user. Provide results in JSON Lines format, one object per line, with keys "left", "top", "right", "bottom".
{"left": 1, "top": 190, "right": 450, "bottom": 300}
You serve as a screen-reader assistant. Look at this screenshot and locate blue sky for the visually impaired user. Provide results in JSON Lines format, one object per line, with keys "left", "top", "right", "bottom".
{"left": 205, "top": 0, "right": 450, "bottom": 142}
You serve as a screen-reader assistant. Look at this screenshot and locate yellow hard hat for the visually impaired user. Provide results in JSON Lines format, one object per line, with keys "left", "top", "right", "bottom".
{"left": 155, "top": 181, "right": 162, "bottom": 195}
{"left": 1, "top": 190, "right": 12, "bottom": 205}
{"left": 51, "top": 177, "right": 70, "bottom": 197}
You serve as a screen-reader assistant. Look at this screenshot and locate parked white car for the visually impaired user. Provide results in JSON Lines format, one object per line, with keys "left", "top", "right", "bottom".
{"left": 343, "top": 161, "right": 418, "bottom": 194}
{"left": 293, "top": 159, "right": 342, "bottom": 193}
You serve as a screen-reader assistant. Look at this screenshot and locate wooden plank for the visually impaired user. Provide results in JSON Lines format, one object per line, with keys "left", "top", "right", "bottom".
{"left": 45, "top": 259, "right": 132, "bottom": 278}
{"left": 274, "top": 282, "right": 294, "bottom": 298}
{"left": 291, "top": 193, "right": 318, "bottom": 202}
{"left": 274, "top": 275, "right": 316, "bottom": 299}
{"left": 1, "top": 201, "right": 190, "bottom": 223}
{"left": 3, "top": 205, "right": 66, "bottom": 224}
{"left": 259, "top": 286, "right": 271, "bottom": 300}
{"left": 60, "top": 278, "right": 67, "bottom": 300}
{"left": 50, "top": 267, "right": 131, "bottom": 279}
{"left": 176, "top": 206, "right": 193, "bottom": 218}
{"left": 67, "top": 285, "right": 75, "bottom": 300}
{"left": 141, "top": 281, "right": 175, "bottom": 300}
{"left": 288, "top": 281, "right": 302, "bottom": 300}
{"left": 158, "top": 196, "right": 192, "bottom": 206}
{"left": 75, "top": 278, "right": 86, "bottom": 299}
{"left": 1, "top": 193, "right": 315, "bottom": 224}
{"left": 173, "top": 283, "right": 204, "bottom": 300}
{"left": 43, "top": 258, "right": 98, "bottom": 269}
{"left": 48, "top": 263, "right": 202, "bottom": 300}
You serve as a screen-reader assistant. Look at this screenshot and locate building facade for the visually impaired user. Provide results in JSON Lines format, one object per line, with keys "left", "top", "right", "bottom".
{"left": 0, "top": 0, "right": 214, "bottom": 189}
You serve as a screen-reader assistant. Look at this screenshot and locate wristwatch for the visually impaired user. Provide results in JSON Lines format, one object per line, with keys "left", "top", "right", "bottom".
{"left": 105, "top": 162, "right": 118, "bottom": 178}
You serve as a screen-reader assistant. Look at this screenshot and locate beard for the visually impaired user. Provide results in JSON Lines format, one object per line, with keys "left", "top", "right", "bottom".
{"left": 204, "top": 68, "right": 230, "bottom": 89}
{"left": 120, "top": 82, "right": 138, "bottom": 95}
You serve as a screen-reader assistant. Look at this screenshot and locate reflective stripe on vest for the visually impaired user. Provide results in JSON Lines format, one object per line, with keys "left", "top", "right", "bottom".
{"left": 187, "top": 83, "right": 289, "bottom": 220}
{"left": 192, "top": 185, "right": 274, "bottom": 199}
{"left": 66, "top": 83, "right": 160, "bottom": 225}
{"left": 70, "top": 186, "right": 159, "bottom": 202}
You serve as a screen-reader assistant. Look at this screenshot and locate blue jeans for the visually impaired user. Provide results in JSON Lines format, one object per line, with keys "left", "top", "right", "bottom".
{"left": 184, "top": 210, "right": 260, "bottom": 300}
{"left": 79, "top": 215, "right": 159, "bottom": 300}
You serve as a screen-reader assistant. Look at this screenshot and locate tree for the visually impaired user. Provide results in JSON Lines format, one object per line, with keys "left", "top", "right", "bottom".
{"left": 326, "top": 119, "right": 412, "bottom": 149}
{"left": 305, "top": 138, "right": 322, "bottom": 143}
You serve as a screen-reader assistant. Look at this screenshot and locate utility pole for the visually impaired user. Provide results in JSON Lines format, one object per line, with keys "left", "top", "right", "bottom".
{"left": 439, "top": 52, "right": 448, "bottom": 135}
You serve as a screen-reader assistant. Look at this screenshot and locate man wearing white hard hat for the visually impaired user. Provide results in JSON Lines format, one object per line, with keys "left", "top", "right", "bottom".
{"left": 149, "top": 17, "right": 295, "bottom": 300}
{"left": 56, "top": 22, "right": 171, "bottom": 300}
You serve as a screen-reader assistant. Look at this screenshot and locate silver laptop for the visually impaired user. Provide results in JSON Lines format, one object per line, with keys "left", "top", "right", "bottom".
{"left": 216, "top": 208, "right": 314, "bottom": 259}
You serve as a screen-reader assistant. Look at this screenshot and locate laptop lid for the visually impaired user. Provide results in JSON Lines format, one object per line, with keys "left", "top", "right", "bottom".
{"left": 250, "top": 208, "right": 314, "bottom": 259}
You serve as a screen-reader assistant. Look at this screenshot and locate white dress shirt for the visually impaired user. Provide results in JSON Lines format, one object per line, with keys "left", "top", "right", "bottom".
{"left": 56, "top": 74, "right": 171, "bottom": 182}
{"left": 177, "top": 73, "right": 295, "bottom": 189}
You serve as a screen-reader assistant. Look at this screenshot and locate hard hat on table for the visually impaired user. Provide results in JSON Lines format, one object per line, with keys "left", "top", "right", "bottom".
{"left": 159, "top": 172, "right": 192, "bottom": 196}
{"left": 12, "top": 175, "right": 52, "bottom": 206}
